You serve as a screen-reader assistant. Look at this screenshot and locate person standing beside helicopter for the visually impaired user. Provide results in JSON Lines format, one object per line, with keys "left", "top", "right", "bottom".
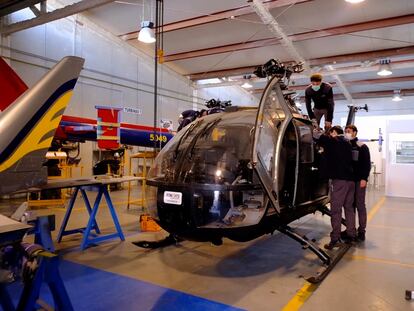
{"left": 344, "top": 124, "right": 371, "bottom": 242}
{"left": 317, "top": 126, "right": 355, "bottom": 250}
{"left": 305, "top": 73, "right": 335, "bottom": 131}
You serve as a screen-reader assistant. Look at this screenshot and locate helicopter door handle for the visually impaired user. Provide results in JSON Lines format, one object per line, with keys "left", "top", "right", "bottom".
{"left": 310, "top": 167, "right": 318, "bottom": 171}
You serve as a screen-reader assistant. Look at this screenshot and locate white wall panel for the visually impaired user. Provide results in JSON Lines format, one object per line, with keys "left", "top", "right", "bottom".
{"left": 9, "top": 10, "right": 46, "bottom": 58}
{"left": 79, "top": 26, "right": 112, "bottom": 73}
{"left": 45, "top": 20, "right": 75, "bottom": 59}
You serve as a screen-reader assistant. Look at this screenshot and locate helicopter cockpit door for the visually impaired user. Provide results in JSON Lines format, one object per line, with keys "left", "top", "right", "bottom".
{"left": 252, "top": 76, "right": 293, "bottom": 214}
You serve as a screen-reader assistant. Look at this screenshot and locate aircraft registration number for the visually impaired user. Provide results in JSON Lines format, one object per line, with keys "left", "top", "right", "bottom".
{"left": 163, "top": 191, "right": 182, "bottom": 205}
{"left": 150, "top": 133, "right": 168, "bottom": 143}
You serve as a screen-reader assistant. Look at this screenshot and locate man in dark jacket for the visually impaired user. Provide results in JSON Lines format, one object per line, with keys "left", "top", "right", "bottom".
{"left": 305, "top": 73, "right": 335, "bottom": 130}
{"left": 177, "top": 110, "right": 199, "bottom": 132}
{"left": 345, "top": 124, "right": 371, "bottom": 241}
{"left": 318, "top": 126, "right": 355, "bottom": 249}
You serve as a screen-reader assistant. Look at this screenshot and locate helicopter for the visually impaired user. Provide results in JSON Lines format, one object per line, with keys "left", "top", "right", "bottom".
{"left": 144, "top": 59, "right": 351, "bottom": 283}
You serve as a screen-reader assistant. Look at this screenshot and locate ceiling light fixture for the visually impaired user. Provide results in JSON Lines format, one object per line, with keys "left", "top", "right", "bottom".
{"left": 241, "top": 81, "right": 253, "bottom": 89}
{"left": 138, "top": 21, "right": 156, "bottom": 43}
{"left": 345, "top": 0, "right": 365, "bottom": 3}
{"left": 392, "top": 90, "right": 403, "bottom": 102}
{"left": 377, "top": 59, "right": 392, "bottom": 76}
{"left": 241, "top": 75, "right": 253, "bottom": 89}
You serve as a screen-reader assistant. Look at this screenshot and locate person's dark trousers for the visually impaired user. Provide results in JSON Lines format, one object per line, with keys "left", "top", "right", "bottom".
{"left": 330, "top": 179, "right": 356, "bottom": 241}
{"left": 313, "top": 108, "right": 328, "bottom": 126}
{"left": 355, "top": 181, "right": 367, "bottom": 234}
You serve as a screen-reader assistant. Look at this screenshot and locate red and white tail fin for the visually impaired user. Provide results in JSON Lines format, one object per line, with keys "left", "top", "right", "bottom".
{"left": 0, "top": 57, "right": 28, "bottom": 111}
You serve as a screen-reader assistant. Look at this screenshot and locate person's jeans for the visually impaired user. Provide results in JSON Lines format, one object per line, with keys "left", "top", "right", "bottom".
{"left": 330, "top": 179, "right": 356, "bottom": 241}
{"left": 354, "top": 181, "right": 367, "bottom": 234}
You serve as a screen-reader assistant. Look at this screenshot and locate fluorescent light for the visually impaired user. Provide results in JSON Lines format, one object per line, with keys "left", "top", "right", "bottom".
{"left": 377, "top": 59, "right": 392, "bottom": 76}
{"left": 345, "top": 0, "right": 365, "bottom": 3}
{"left": 392, "top": 90, "right": 403, "bottom": 102}
{"left": 138, "top": 21, "right": 155, "bottom": 43}
{"left": 197, "top": 78, "right": 222, "bottom": 85}
{"left": 377, "top": 68, "right": 392, "bottom": 76}
{"left": 241, "top": 81, "right": 253, "bottom": 89}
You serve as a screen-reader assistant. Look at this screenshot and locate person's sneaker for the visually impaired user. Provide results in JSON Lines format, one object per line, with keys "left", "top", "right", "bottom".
{"left": 357, "top": 231, "right": 366, "bottom": 242}
{"left": 324, "top": 239, "right": 342, "bottom": 250}
{"left": 342, "top": 235, "right": 356, "bottom": 244}
{"left": 340, "top": 230, "right": 356, "bottom": 243}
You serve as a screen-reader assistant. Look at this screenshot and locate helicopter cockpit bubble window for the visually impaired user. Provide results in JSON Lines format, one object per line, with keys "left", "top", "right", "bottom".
{"left": 147, "top": 120, "right": 201, "bottom": 181}
{"left": 252, "top": 75, "right": 294, "bottom": 213}
{"left": 253, "top": 85, "right": 286, "bottom": 175}
{"left": 146, "top": 110, "right": 271, "bottom": 229}
{"left": 148, "top": 110, "right": 258, "bottom": 186}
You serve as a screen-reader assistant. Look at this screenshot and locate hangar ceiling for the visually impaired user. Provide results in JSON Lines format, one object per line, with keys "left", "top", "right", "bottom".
{"left": 79, "top": 0, "right": 414, "bottom": 103}
{"left": 3, "top": 0, "right": 414, "bottom": 103}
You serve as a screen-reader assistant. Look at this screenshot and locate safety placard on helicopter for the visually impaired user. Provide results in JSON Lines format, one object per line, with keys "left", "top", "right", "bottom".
{"left": 163, "top": 191, "right": 182, "bottom": 205}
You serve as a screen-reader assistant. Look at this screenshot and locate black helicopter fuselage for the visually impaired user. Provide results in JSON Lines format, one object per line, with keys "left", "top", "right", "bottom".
{"left": 147, "top": 76, "right": 330, "bottom": 245}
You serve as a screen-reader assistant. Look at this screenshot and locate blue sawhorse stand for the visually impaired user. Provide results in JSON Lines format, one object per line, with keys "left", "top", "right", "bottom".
{"left": 28, "top": 215, "right": 56, "bottom": 252}
{"left": 57, "top": 185, "right": 125, "bottom": 250}
{"left": 0, "top": 251, "right": 73, "bottom": 311}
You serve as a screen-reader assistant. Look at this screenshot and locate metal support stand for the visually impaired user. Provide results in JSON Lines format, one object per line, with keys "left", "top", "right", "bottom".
{"left": 29, "top": 215, "right": 55, "bottom": 252}
{"left": 57, "top": 185, "right": 124, "bottom": 250}
{"left": 17, "top": 251, "right": 73, "bottom": 311}
{"left": 1, "top": 251, "right": 73, "bottom": 311}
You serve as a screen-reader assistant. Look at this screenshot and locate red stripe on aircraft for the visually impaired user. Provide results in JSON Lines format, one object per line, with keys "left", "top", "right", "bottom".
{"left": 61, "top": 115, "right": 170, "bottom": 133}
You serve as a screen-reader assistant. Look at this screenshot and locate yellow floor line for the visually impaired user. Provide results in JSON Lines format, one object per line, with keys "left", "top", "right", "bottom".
{"left": 280, "top": 195, "right": 386, "bottom": 311}
{"left": 370, "top": 224, "right": 414, "bottom": 231}
{"left": 367, "top": 196, "right": 386, "bottom": 223}
{"left": 379, "top": 207, "right": 414, "bottom": 213}
{"left": 281, "top": 282, "right": 318, "bottom": 311}
{"left": 347, "top": 255, "right": 414, "bottom": 269}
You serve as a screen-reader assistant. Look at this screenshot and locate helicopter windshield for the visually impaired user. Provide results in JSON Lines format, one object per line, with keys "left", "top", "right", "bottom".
{"left": 148, "top": 110, "right": 258, "bottom": 185}
{"left": 146, "top": 109, "right": 285, "bottom": 229}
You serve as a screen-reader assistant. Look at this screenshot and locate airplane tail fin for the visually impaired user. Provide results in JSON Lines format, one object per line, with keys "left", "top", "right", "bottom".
{"left": 0, "top": 56, "right": 84, "bottom": 195}
{"left": 0, "top": 57, "right": 29, "bottom": 111}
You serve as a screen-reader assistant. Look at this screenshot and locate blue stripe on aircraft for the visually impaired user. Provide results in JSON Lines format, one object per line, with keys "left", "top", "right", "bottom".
{"left": 60, "top": 121, "right": 174, "bottom": 148}
{"left": 0, "top": 79, "right": 78, "bottom": 164}
{"left": 7, "top": 259, "right": 245, "bottom": 311}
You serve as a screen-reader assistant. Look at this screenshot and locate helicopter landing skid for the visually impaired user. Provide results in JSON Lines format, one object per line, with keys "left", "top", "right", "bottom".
{"left": 277, "top": 225, "right": 351, "bottom": 283}
{"left": 132, "top": 234, "right": 182, "bottom": 249}
{"left": 306, "top": 242, "right": 351, "bottom": 283}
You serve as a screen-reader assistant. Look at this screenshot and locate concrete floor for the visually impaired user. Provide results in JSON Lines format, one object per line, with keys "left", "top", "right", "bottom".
{"left": 4, "top": 186, "right": 414, "bottom": 310}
